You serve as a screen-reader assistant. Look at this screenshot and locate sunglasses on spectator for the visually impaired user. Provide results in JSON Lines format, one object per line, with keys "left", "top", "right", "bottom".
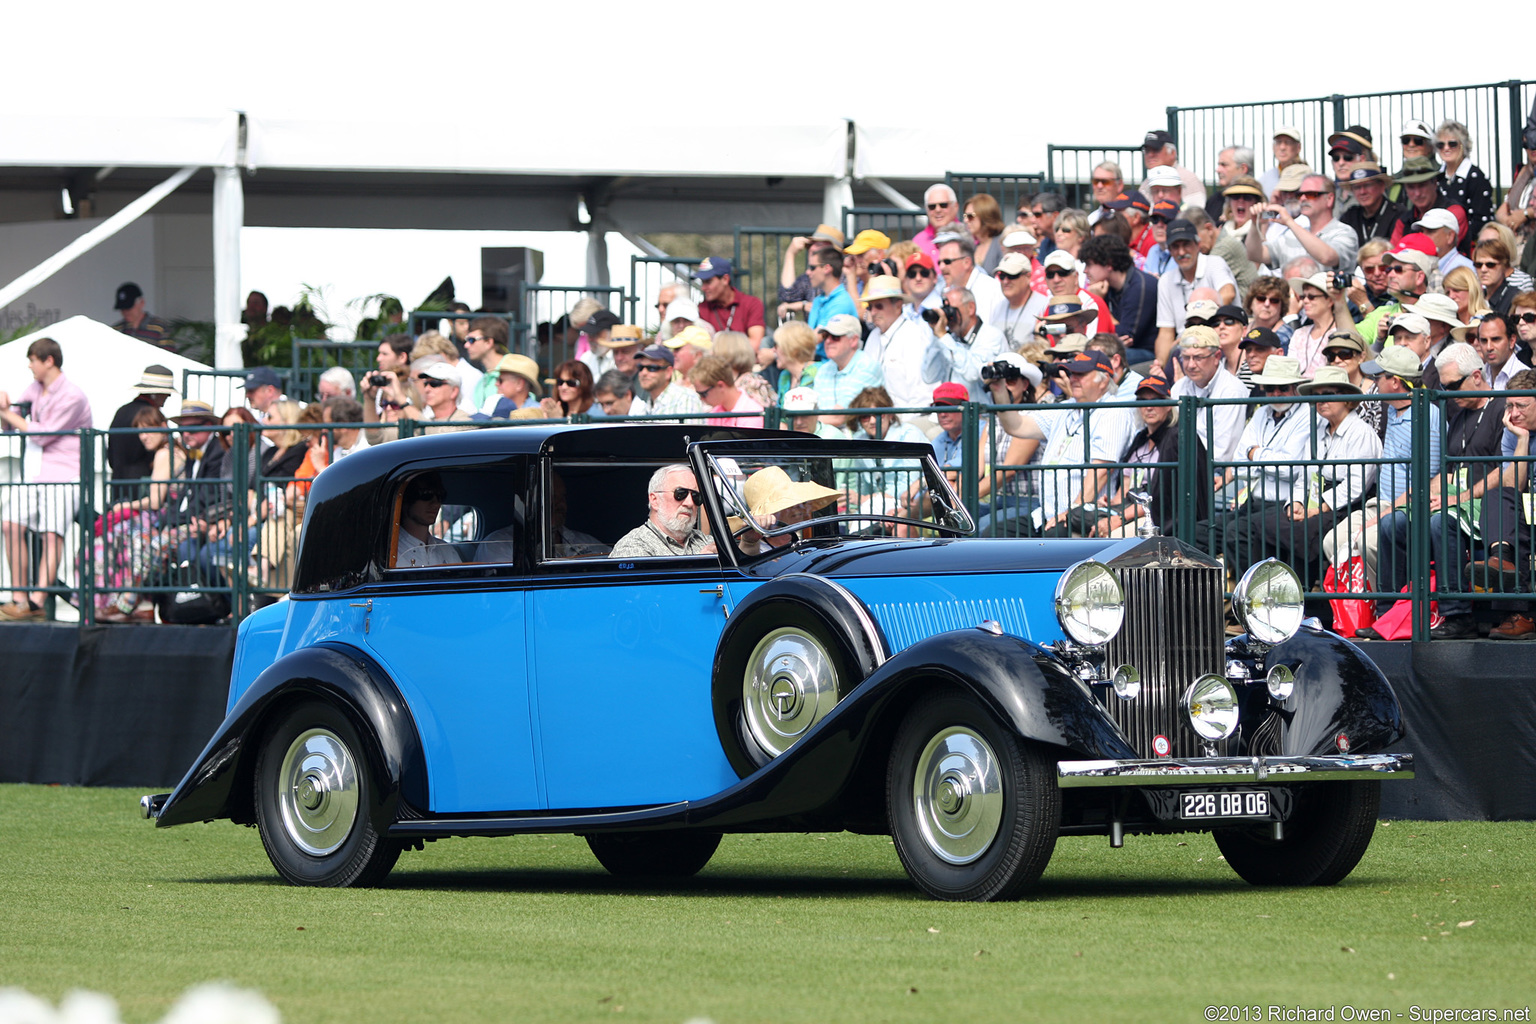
{"left": 1299, "top": 190, "right": 1328, "bottom": 199}
{"left": 555, "top": 378, "right": 581, "bottom": 387}
{"left": 1252, "top": 295, "right": 1282, "bottom": 304}
{"left": 906, "top": 268, "right": 933, "bottom": 278}
{"left": 1323, "top": 349, "right": 1358, "bottom": 362}
{"left": 1328, "top": 151, "right": 1352, "bottom": 161}
{"left": 1302, "top": 292, "right": 1328, "bottom": 302}
{"left": 1044, "top": 267, "right": 1073, "bottom": 279}
{"left": 937, "top": 257, "right": 965, "bottom": 266}
{"left": 636, "top": 363, "right": 668, "bottom": 373}
{"left": 1519, "top": 312, "right": 1536, "bottom": 325}
{"left": 962, "top": 212, "right": 978, "bottom": 220}
{"left": 1311, "top": 390, "right": 1350, "bottom": 397}
{"left": 1091, "top": 176, "right": 1118, "bottom": 186}
{"left": 466, "top": 334, "right": 487, "bottom": 345}
{"left": 1260, "top": 384, "right": 1295, "bottom": 395}
{"left": 1441, "top": 374, "right": 1474, "bottom": 391}
{"left": 1184, "top": 317, "right": 1214, "bottom": 328}
{"left": 1435, "top": 141, "right": 1460, "bottom": 150}
{"left": 409, "top": 488, "right": 446, "bottom": 502}
{"left": 1401, "top": 136, "right": 1425, "bottom": 146}
{"left": 1217, "top": 316, "right": 1246, "bottom": 327}
{"left": 667, "top": 487, "right": 703, "bottom": 504}
{"left": 1474, "top": 260, "right": 1504, "bottom": 270}
{"left": 926, "top": 202, "right": 953, "bottom": 210}
{"left": 418, "top": 378, "right": 450, "bottom": 388}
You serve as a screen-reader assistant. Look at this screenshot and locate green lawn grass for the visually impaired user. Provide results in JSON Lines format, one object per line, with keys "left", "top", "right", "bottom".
{"left": 1, "top": 784, "right": 1531, "bottom": 1023}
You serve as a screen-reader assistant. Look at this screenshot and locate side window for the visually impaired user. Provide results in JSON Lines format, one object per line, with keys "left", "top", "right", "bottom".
{"left": 540, "top": 461, "right": 716, "bottom": 563}
{"left": 387, "top": 462, "right": 526, "bottom": 572}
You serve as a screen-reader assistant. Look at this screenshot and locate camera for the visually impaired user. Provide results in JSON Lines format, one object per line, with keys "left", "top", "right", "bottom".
{"left": 867, "top": 258, "right": 896, "bottom": 278}
{"left": 980, "top": 360, "right": 1023, "bottom": 384}
{"left": 368, "top": 373, "right": 392, "bottom": 388}
{"left": 1037, "top": 322, "right": 1067, "bottom": 337}
{"left": 1331, "top": 272, "right": 1351, "bottom": 291}
{"left": 920, "top": 303, "right": 963, "bottom": 331}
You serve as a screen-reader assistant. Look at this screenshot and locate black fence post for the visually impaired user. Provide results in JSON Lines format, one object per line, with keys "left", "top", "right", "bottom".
{"left": 1509, "top": 80, "right": 1526, "bottom": 180}
{"left": 1165, "top": 106, "right": 1179, "bottom": 147}
{"left": 1409, "top": 388, "right": 1432, "bottom": 641}
{"left": 961, "top": 401, "right": 981, "bottom": 520}
{"left": 78, "top": 429, "right": 95, "bottom": 625}
{"left": 1330, "top": 94, "right": 1347, "bottom": 137}
{"left": 1177, "top": 396, "right": 1200, "bottom": 546}
{"left": 231, "top": 421, "right": 249, "bottom": 623}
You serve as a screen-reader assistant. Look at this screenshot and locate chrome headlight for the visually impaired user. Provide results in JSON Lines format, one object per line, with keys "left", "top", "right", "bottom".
{"left": 1184, "top": 673, "right": 1240, "bottom": 742}
{"left": 1111, "top": 664, "right": 1141, "bottom": 701}
{"left": 1265, "top": 664, "right": 1295, "bottom": 701}
{"left": 1053, "top": 560, "right": 1125, "bottom": 647}
{"left": 1233, "top": 559, "right": 1304, "bottom": 645}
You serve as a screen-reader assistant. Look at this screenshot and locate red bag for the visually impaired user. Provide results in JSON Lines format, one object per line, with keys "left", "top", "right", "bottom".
{"left": 1368, "top": 571, "right": 1446, "bottom": 640}
{"left": 1323, "top": 557, "right": 1375, "bottom": 636}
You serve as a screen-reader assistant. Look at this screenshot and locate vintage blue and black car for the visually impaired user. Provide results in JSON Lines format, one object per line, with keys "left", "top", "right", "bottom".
{"left": 143, "top": 424, "right": 1413, "bottom": 901}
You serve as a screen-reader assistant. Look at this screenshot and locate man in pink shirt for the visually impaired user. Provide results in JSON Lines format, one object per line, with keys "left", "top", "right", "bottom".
{"left": 912, "top": 184, "right": 960, "bottom": 262}
{"left": 0, "top": 337, "right": 93, "bottom": 619}
{"left": 689, "top": 354, "right": 763, "bottom": 428}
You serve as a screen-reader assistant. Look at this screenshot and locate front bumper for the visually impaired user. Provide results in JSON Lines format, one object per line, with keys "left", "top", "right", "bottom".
{"left": 1056, "top": 752, "right": 1413, "bottom": 788}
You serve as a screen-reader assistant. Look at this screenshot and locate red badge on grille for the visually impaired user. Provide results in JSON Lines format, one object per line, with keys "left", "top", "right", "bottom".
{"left": 1152, "top": 734, "right": 1171, "bottom": 758}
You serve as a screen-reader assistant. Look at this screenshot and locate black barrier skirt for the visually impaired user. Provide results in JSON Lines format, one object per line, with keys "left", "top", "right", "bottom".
{"left": 0, "top": 624, "right": 232, "bottom": 788}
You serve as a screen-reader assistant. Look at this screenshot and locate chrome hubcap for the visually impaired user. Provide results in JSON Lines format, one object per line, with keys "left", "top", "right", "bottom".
{"left": 913, "top": 727, "right": 1004, "bottom": 865}
{"left": 743, "top": 627, "right": 839, "bottom": 758}
{"left": 276, "top": 728, "right": 360, "bottom": 856}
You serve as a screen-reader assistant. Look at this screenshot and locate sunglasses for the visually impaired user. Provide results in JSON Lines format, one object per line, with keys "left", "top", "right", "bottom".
{"left": 1252, "top": 295, "right": 1282, "bottom": 304}
{"left": 1435, "top": 140, "right": 1460, "bottom": 150}
{"left": 1043, "top": 267, "right": 1072, "bottom": 279}
{"left": 906, "top": 268, "right": 933, "bottom": 278}
{"left": 1184, "top": 317, "right": 1215, "bottom": 328}
{"left": 937, "top": 257, "right": 965, "bottom": 266}
{"left": 1261, "top": 384, "right": 1295, "bottom": 395}
{"left": 466, "top": 335, "right": 487, "bottom": 345}
{"left": 1401, "top": 136, "right": 1427, "bottom": 146}
{"left": 409, "top": 489, "right": 446, "bottom": 502}
{"left": 1474, "top": 260, "right": 1504, "bottom": 270}
{"left": 1311, "top": 390, "right": 1350, "bottom": 397}
{"left": 962, "top": 212, "right": 978, "bottom": 219}
{"left": 1328, "top": 151, "right": 1354, "bottom": 161}
{"left": 1519, "top": 312, "right": 1536, "bottom": 325}
{"left": 1299, "top": 190, "right": 1328, "bottom": 199}
{"left": 995, "top": 270, "right": 1022, "bottom": 281}
{"left": 636, "top": 363, "right": 669, "bottom": 373}
{"left": 926, "top": 202, "right": 953, "bottom": 210}
{"left": 1323, "top": 349, "right": 1359, "bottom": 362}
{"left": 555, "top": 378, "right": 582, "bottom": 387}
{"left": 1441, "top": 374, "right": 1474, "bottom": 391}
{"left": 418, "top": 378, "right": 450, "bottom": 388}
{"left": 667, "top": 487, "right": 702, "bottom": 504}
{"left": 1217, "top": 316, "right": 1246, "bottom": 327}
{"left": 1302, "top": 292, "right": 1328, "bottom": 302}
{"left": 1090, "top": 177, "right": 1119, "bottom": 186}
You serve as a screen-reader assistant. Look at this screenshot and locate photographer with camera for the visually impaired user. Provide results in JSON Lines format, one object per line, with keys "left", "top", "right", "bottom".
{"left": 361, "top": 365, "right": 420, "bottom": 445}
{"left": 936, "top": 236, "right": 1004, "bottom": 323}
{"left": 1245, "top": 172, "right": 1359, "bottom": 277}
{"left": 921, "top": 286, "right": 1009, "bottom": 402}
{"left": 1284, "top": 272, "right": 1354, "bottom": 378}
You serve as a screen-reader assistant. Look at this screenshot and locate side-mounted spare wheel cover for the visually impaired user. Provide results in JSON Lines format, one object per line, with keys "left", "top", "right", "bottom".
{"left": 713, "top": 574, "right": 889, "bottom": 775}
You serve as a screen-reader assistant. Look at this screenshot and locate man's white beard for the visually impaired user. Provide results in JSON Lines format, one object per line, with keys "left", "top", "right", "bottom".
{"left": 660, "top": 508, "right": 697, "bottom": 536}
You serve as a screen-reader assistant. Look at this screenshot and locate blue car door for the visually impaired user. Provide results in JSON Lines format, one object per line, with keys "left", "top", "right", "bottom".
{"left": 529, "top": 570, "right": 739, "bottom": 809}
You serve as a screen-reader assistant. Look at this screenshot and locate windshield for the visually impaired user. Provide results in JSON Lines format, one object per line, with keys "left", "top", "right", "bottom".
{"left": 702, "top": 446, "right": 974, "bottom": 559}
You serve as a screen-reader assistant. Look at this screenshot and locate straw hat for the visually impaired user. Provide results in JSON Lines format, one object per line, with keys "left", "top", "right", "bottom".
{"left": 494, "top": 353, "right": 542, "bottom": 395}
{"left": 1298, "top": 366, "right": 1363, "bottom": 395}
{"left": 742, "top": 466, "right": 840, "bottom": 520}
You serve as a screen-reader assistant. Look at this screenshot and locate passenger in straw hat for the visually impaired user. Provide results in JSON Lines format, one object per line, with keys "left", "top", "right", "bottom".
{"left": 107, "top": 364, "right": 178, "bottom": 502}
{"left": 732, "top": 465, "right": 841, "bottom": 553}
{"left": 487, "top": 353, "right": 543, "bottom": 417}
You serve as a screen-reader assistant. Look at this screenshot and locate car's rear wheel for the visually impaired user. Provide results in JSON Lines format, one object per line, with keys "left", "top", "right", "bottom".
{"left": 1214, "top": 780, "right": 1381, "bottom": 886}
{"left": 254, "top": 702, "right": 401, "bottom": 887}
{"left": 887, "top": 688, "right": 1059, "bottom": 901}
{"left": 586, "top": 831, "right": 722, "bottom": 878}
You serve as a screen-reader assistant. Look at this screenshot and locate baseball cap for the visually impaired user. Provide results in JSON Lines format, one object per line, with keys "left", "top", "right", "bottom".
{"left": 905, "top": 252, "right": 936, "bottom": 273}
{"left": 1165, "top": 219, "right": 1198, "bottom": 245}
{"left": 1144, "top": 166, "right": 1183, "bottom": 189}
{"left": 1401, "top": 119, "right": 1434, "bottom": 142}
{"left": 860, "top": 275, "right": 904, "bottom": 302}
{"left": 1064, "top": 350, "right": 1115, "bottom": 375}
{"left": 1222, "top": 177, "right": 1266, "bottom": 199}
{"left": 1215, "top": 303, "right": 1248, "bottom": 324}
{"left": 995, "top": 252, "right": 1031, "bottom": 277}
{"left": 1143, "top": 129, "right": 1174, "bottom": 149}
{"left": 1239, "top": 326, "right": 1284, "bottom": 350}
{"left": 638, "top": 344, "right": 675, "bottom": 366}
{"left": 1150, "top": 199, "right": 1180, "bottom": 223}
{"left": 666, "top": 324, "right": 714, "bottom": 350}
{"left": 1273, "top": 126, "right": 1303, "bottom": 143}
{"left": 1363, "top": 345, "right": 1424, "bottom": 379}
{"left": 1104, "top": 189, "right": 1150, "bottom": 213}
{"left": 582, "top": 309, "right": 623, "bottom": 335}
{"left": 1328, "top": 126, "right": 1373, "bottom": 151}
{"left": 844, "top": 229, "right": 891, "bottom": 255}
{"left": 1042, "top": 249, "right": 1078, "bottom": 272}
{"left": 1412, "top": 208, "right": 1459, "bottom": 234}
{"left": 1323, "top": 331, "right": 1366, "bottom": 354}
{"left": 242, "top": 367, "right": 281, "bottom": 391}
{"left": 114, "top": 282, "right": 143, "bottom": 310}
{"left": 810, "top": 223, "right": 845, "bottom": 245}
{"left": 1178, "top": 325, "right": 1221, "bottom": 350}
{"left": 420, "top": 362, "right": 461, "bottom": 387}
{"left": 783, "top": 386, "right": 820, "bottom": 412}
{"left": 694, "top": 256, "right": 734, "bottom": 281}
{"left": 1275, "top": 163, "right": 1312, "bottom": 192}
{"left": 1000, "top": 228, "right": 1037, "bottom": 247}
{"left": 932, "top": 382, "right": 970, "bottom": 405}
{"left": 822, "top": 313, "right": 862, "bottom": 338}
{"left": 1388, "top": 312, "right": 1432, "bottom": 336}
{"left": 1183, "top": 299, "right": 1220, "bottom": 324}
{"left": 1134, "top": 375, "right": 1171, "bottom": 399}
{"left": 1051, "top": 333, "right": 1089, "bottom": 355}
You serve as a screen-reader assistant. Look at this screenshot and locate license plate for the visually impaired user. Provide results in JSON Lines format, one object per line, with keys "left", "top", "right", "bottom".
{"left": 1179, "top": 791, "right": 1270, "bottom": 819}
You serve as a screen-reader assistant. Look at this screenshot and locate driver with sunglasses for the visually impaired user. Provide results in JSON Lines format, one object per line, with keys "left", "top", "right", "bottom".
{"left": 610, "top": 464, "right": 715, "bottom": 558}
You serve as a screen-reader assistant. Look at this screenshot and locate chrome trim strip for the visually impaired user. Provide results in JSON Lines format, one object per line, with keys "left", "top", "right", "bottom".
{"left": 1056, "top": 753, "right": 1414, "bottom": 787}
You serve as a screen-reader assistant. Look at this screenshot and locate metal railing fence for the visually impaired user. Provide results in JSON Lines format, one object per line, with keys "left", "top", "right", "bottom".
{"left": 2, "top": 389, "right": 1531, "bottom": 636}
{"left": 945, "top": 173, "right": 1047, "bottom": 221}
{"left": 518, "top": 283, "right": 630, "bottom": 370}
{"left": 629, "top": 257, "right": 701, "bottom": 335}
{"left": 1044, "top": 146, "right": 1146, "bottom": 210}
{"left": 841, "top": 207, "right": 923, "bottom": 245}
{"left": 733, "top": 227, "right": 804, "bottom": 326}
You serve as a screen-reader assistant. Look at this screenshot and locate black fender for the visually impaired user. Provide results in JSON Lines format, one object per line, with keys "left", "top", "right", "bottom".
{"left": 685, "top": 627, "right": 1138, "bottom": 833}
{"left": 154, "top": 642, "right": 428, "bottom": 829}
{"left": 1257, "top": 627, "right": 1406, "bottom": 757}
{"left": 712, "top": 573, "right": 890, "bottom": 776}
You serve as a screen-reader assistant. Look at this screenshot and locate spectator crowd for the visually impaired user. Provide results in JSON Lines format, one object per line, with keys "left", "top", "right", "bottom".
{"left": 6, "top": 114, "right": 1536, "bottom": 637}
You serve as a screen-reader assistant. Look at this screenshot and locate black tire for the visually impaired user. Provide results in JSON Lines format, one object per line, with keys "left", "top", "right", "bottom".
{"left": 1214, "top": 781, "right": 1381, "bottom": 886}
{"left": 722, "top": 604, "right": 859, "bottom": 771}
{"left": 887, "top": 688, "right": 1059, "bottom": 902}
{"left": 586, "top": 831, "right": 722, "bottom": 878}
{"left": 254, "top": 702, "right": 402, "bottom": 887}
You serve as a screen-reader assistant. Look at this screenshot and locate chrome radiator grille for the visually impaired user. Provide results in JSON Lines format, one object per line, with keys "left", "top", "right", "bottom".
{"left": 1104, "top": 561, "right": 1227, "bottom": 758}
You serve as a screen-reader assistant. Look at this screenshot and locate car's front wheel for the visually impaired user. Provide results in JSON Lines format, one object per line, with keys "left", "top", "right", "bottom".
{"left": 887, "top": 688, "right": 1059, "bottom": 901}
{"left": 585, "top": 832, "right": 722, "bottom": 877}
{"left": 254, "top": 702, "right": 401, "bottom": 887}
{"left": 1214, "top": 780, "right": 1381, "bottom": 886}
